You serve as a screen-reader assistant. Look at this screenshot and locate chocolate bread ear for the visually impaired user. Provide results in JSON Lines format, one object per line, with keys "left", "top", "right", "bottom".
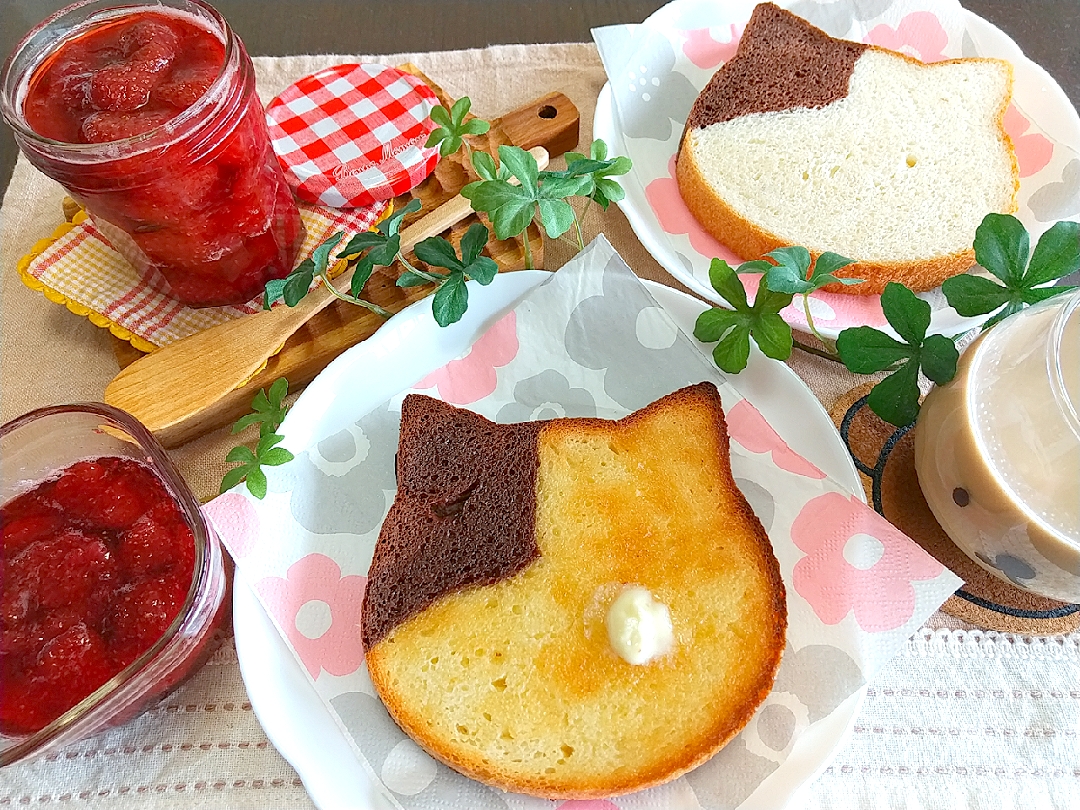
{"left": 685, "top": 2, "right": 867, "bottom": 128}
{"left": 362, "top": 395, "right": 542, "bottom": 649}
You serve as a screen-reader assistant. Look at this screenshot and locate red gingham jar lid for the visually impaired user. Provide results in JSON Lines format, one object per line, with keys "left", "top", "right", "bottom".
{"left": 266, "top": 64, "right": 441, "bottom": 208}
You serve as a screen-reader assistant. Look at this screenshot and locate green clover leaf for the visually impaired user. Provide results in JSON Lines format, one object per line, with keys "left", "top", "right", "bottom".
{"left": 395, "top": 265, "right": 443, "bottom": 288}
{"left": 943, "top": 214, "right": 1079, "bottom": 329}
{"left": 694, "top": 258, "right": 794, "bottom": 373}
{"left": 231, "top": 377, "right": 290, "bottom": 436}
{"left": 410, "top": 223, "right": 499, "bottom": 325}
{"left": 835, "top": 283, "right": 958, "bottom": 426}
{"left": 759, "top": 246, "right": 812, "bottom": 294}
{"left": 425, "top": 97, "right": 491, "bottom": 157}
{"left": 462, "top": 140, "right": 633, "bottom": 243}
{"left": 561, "top": 139, "right": 632, "bottom": 209}
{"left": 758, "top": 247, "right": 861, "bottom": 295}
{"left": 462, "top": 147, "right": 540, "bottom": 241}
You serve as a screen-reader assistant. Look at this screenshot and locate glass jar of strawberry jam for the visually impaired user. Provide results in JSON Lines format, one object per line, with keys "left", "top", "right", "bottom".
{"left": 0, "top": 403, "right": 228, "bottom": 765}
{"left": 1, "top": 0, "right": 304, "bottom": 308}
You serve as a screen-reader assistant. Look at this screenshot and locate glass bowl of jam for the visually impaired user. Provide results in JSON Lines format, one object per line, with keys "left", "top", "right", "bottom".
{"left": 0, "top": 0, "right": 304, "bottom": 308}
{"left": 0, "top": 403, "right": 229, "bottom": 765}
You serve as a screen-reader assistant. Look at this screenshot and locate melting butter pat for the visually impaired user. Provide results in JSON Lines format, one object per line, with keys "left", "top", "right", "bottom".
{"left": 606, "top": 585, "right": 674, "bottom": 664}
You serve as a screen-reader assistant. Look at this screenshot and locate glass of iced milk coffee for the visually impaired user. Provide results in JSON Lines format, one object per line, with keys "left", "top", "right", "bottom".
{"left": 914, "top": 289, "right": 1080, "bottom": 603}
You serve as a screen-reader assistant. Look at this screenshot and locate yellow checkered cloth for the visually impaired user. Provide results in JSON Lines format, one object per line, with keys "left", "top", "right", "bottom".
{"left": 18, "top": 201, "right": 387, "bottom": 351}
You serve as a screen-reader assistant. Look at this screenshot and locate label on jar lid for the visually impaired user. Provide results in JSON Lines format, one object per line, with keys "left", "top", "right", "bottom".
{"left": 266, "top": 63, "right": 441, "bottom": 208}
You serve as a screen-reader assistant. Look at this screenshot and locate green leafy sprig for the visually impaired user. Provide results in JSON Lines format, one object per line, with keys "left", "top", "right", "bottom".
{"left": 833, "top": 214, "right": 1078, "bottom": 426}
{"left": 693, "top": 257, "right": 794, "bottom": 373}
{"left": 425, "top": 97, "right": 490, "bottom": 162}
{"left": 464, "top": 144, "right": 584, "bottom": 269}
{"left": 220, "top": 378, "right": 294, "bottom": 499}
{"left": 547, "top": 140, "right": 632, "bottom": 248}
{"left": 696, "top": 212, "right": 1079, "bottom": 428}
{"left": 462, "top": 139, "right": 631, "bottom": 264}
{"left": 835, "top": 284, "right": 959, "bottom": 427}
{"left": 262, "top": 97, "right": 632, "bottom": 324}
{"left": 338, "top": 198, "right": 423, "bottom": 301}
{"left": 263, "top": 231, "right": 346, "bottom": 309}
{"left": 400, "top": 222, "right": 499, "bottom": 325}
{"left": 560, "top": 139, "right": 632, "bottom": 211}
{"left": 262, "top": 198, "right": 502, "bottom": 327}
{"left": 263, "top": 200, "right": 424, "bottom": 314}
{"left": 942, "top": 213, "right": 1080, "bottom": 329}
{"left": 746, "top": 247, "right": 862, "bottom": 348}
{"left": 694, "top": 249, "right": 865, "bottom": 373}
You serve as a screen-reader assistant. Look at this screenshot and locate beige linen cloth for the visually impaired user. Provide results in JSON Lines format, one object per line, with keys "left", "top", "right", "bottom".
{"left": 2, "top": 44, "right": 1078, "bottom": 809}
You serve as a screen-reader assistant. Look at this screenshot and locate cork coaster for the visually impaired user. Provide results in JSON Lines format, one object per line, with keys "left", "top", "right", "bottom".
{"left": 830, "top": 383, "right": 1080, "bottom": 635}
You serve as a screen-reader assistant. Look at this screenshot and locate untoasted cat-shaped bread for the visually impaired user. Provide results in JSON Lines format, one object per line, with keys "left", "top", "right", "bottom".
{"left": 676, "top": 2, "right": 1018, "bottom": 295}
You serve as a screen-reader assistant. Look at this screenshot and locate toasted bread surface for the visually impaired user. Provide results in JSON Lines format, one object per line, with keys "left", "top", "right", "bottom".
{"left": 364, "top": 383, "right": 786, "bottom": 798}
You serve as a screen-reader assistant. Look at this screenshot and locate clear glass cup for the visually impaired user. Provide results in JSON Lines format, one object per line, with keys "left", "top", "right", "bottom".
{"left": 0, "top": 403, "right": 229, "bottom": 765}
{"left": 0, "top": 0, "right": 305, "bottom": 308}
{"left": 914, "top": 289, "right": 1080, "bottom": 603}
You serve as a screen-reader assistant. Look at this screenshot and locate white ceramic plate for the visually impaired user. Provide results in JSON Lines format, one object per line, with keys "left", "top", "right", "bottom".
{"left": 233, "top": 271, "right": 866, "bottom": 810}
{"left": 592, "top": 4, "right": 1080, "bottom": 340}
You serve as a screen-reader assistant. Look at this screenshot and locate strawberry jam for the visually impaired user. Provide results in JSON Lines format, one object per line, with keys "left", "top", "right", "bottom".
{"left": 0, "top": 457, "right": 195, "bottom": 734}
{"left": 23, "top": 13, "right": 225, "bottom": 144}
{"left": 3, "top": 2, "right": 304, "bottom": 307}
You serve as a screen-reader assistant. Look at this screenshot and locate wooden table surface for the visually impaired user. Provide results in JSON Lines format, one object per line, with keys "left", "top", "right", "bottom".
{"left": 1, "top": 0, "right": 1078, "bottom": 189}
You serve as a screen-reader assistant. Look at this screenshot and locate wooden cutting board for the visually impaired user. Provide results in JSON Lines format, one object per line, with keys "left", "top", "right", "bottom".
{"left": 107, "top": 68, "right": 579, "bottom": 447}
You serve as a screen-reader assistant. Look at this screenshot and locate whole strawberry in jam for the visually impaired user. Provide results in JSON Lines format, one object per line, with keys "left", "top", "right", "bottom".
{"left": 0, "top": 456, "right": 195, "bottom": 735}
{"left": 22, "top": 12, "right": 225, "bottom": 145}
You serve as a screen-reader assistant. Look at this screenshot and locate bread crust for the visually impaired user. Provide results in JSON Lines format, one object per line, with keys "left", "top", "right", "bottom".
{"left": 676, "top": 7, "right": 1020, "bottom": 296}
{"left": 365, "top": 383, "right": 787, "bottom": 799}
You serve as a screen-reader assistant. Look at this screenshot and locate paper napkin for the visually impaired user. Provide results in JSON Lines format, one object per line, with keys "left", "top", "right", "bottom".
{"left": 206, "top": 236, "right": 962, "bottom": 810}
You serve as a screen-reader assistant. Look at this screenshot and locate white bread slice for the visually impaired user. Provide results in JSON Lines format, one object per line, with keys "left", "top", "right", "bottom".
{"left": 676, "top": 4, "right": 1019, "bottom": 295}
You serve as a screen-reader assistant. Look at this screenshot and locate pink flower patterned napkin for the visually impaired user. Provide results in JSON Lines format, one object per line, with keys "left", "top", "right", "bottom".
{"left": 205, "top": 235, "right": 962, "bottom": 810}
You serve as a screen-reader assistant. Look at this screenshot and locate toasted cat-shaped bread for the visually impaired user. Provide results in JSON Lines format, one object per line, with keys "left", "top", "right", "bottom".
{"left": 362, "top": 382, "right": 787, "bottom": 798}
